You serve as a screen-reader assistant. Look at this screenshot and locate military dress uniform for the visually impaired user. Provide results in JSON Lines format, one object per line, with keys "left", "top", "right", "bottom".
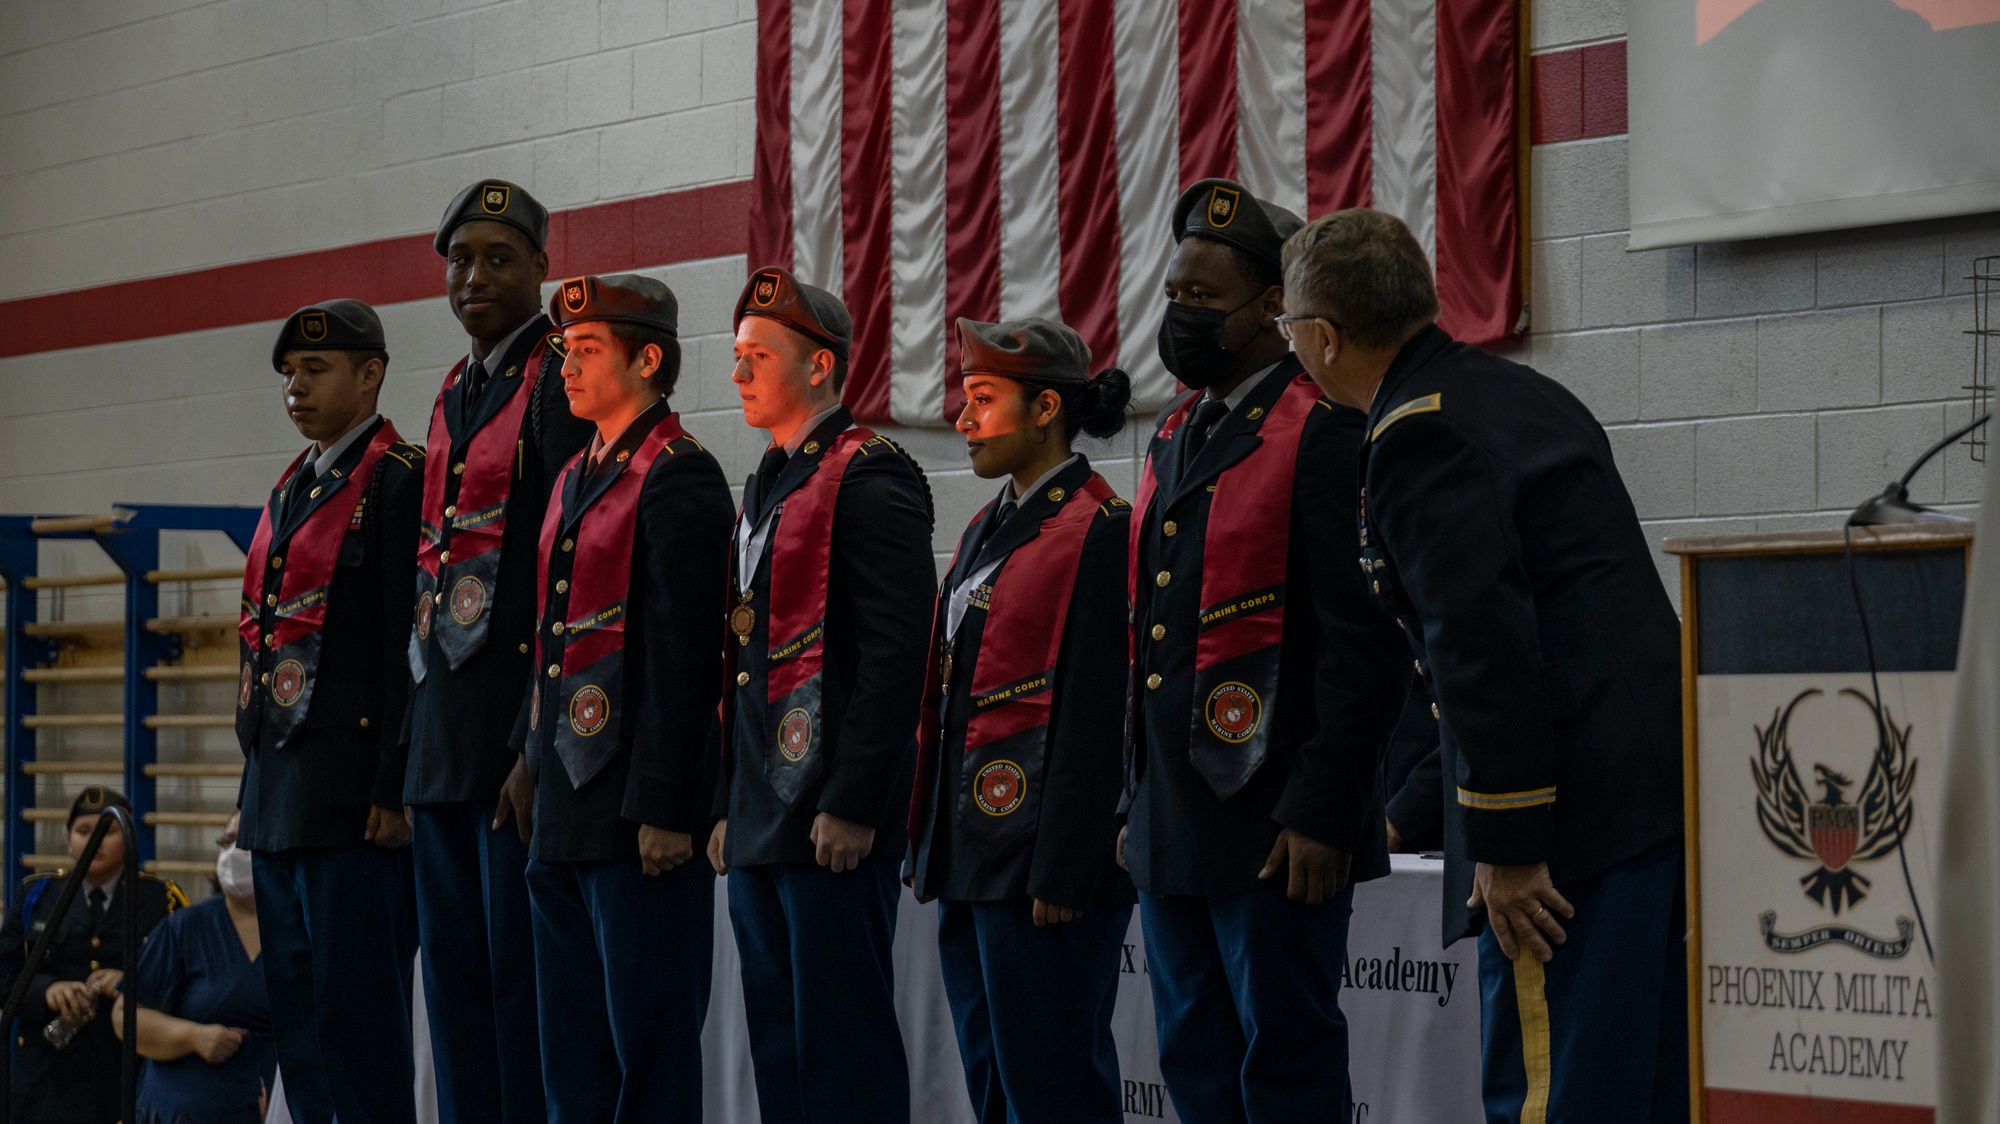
{"left": 1354, "top": 323, "right": 1687, "bottom": 1124}
{"left": 907, "top": 319, "right": 1136, "bottom": 1124}
{"left": 512, "top": 275, "right": 733, "bottom": 1124}
{"left": 403, "top": 180, "right": 595, "bottom": 1124}
{"left": 1125, "top": 182, "right": 1410, "bottom": 1122}
{"left": 0, "top": 788, "right": 182, "bottom": 1124}
{"left": 719, "top": 268, "right": 935, "bottom": 1124}
{"left": 239, "top": 301, "right": 424, "bottom": 1124}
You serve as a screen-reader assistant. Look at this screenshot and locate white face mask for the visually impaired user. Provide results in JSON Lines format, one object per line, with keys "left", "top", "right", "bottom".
{"left": 216, "top": 843, "right": 254, "bottom": 899}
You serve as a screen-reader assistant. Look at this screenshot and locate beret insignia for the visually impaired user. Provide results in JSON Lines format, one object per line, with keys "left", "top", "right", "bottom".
{"left": 482, "top": 183, "right": 509, "bottom": 214}
{"left": 753, "top": 274, "right": 779, "bottom": 306}
{"left": 1207, "top": 186, "right": 1240, "bottom": 228}
{"left": 562, "top": 278, "right": 588, "bottom": 313}
{"left": 299, "top": 311, "right": 328, "bottom": 342}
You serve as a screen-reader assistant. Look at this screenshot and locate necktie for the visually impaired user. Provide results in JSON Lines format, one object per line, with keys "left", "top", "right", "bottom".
{"left": 971, "top": 499, "right": 1017, "bottom": 562}
{"left": 463, "top": 359, "right": 490, "bottom": 403}
{"left": 87, "top": 887, "right": 107, "bottom": 926}
{"left": 285, "top": 460, "right": 320, "bottom": 525}
{"left": 752, "top": 447, "right": 789, "bottom": 522}
{"left": 1179, "top": 399, "right": 1231, "bottom": 475}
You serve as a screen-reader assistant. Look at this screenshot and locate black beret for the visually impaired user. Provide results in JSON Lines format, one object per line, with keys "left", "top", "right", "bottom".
{"left": 550, "top": 274, "right": 679, "bottom": 336}
{"left": 68, "top": 785, "right": 133, "bottom": 830}
{"left": 955, "top": 317, "right": 1092, "bottom": 385}
{"left": 435, "top": 179, "right": 549, "bottom": 255}
{"left": 733, "top": 267, "right": 852, "bottom": 361}
{"left": 272, "top": 299, "right": 387, "bottom": 372}
{"left": 1171, "top": 178, "right": 1304, "bottom": 271}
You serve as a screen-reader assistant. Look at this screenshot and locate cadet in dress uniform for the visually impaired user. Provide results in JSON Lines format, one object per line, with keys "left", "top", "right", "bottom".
{"left": 707, "top": 267, "right": 935, "bottom": 1124}
{"left": 405, "top": 179, "right": 594, "bottom": 1124}
{"left": 515, "top": 274, "right": 733, "bottom": 1123}
{"left": 1282, "top": 208, "right": 1688, "bottom": 1124}
{"left": 1124, "top": 180, "right": 1409, "bottom": 1122}
{"left": 907, "top": 318, "right": 1135, "bottom": 1124}
{"left": 239, "top": 300, "right": 424, "bottom": 1124}
{"left": 0, "top": 788, "right": 182, "bottom": 1124}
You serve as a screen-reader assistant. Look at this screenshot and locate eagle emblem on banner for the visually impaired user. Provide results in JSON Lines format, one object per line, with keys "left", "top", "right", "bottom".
{"left": 1751, "top": 687, "right": 1917, "bottom": 916}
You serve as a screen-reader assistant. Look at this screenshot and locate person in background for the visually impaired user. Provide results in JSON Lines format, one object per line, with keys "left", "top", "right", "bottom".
{"left": 404, "top": 178, "right": 594, "bottom": 1124}
{"left": 709, "top": 267, "right": 935, "bottom": 1124}
{"left": 239, "top": 300, "right": 424, "bottom": 1124}
{"left": 0, "top": 787, "right": 183, "bottom": 1124}
{"left": 115, "top": 811, "right": 275, "bottom": 1124}
{"left": 906, "top": 317, "right": 1136, "bottom": 1124}
{"left": 1282, "top": 207, "right": 1688, "bottom": 1124}
{"left": 516, "top": 274, "right": 733, "bottom": 1123}
{"left": 1120, "top": 178, "right": 1409, "bottom": 1122}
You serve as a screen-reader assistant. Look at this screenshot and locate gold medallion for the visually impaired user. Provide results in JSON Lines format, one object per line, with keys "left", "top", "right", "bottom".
{"left": 729, "top": 591, "right": 756, "bottom": 645}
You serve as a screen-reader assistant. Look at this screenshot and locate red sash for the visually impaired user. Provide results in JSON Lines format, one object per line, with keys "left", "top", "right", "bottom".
{"left": 1129, "top": 374, "right": 1320, "bottom": 798}
{"left": 526, "top": 412, "right": 687, "bottom": 789}
{"left": 413, "top": 330, "right": 555, "bottom": 672}
{"left": 724, "top": 427, "right": 875, "bottom": 810}
{"left": 237, "top": 421, "right": 401, "bottom": 752}
{"left": 910, "top": 473, "right": 1113, "bottom": 859}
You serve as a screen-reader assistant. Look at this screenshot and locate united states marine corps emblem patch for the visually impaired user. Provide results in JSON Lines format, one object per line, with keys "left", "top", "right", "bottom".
{"left": 753, "top": 274, "right": 779, "bottom": 306}
{"left": 562, "top": 278, "right": 588, "bottom": 313}
{"left": 569, "top": 686, "right": 609, "bottom": 737}
{"left": 270, "top": 659, "right": 307, "bottom": 707}
{"left": 238, "top": 663, "right": 253, "bottom": 709}
{"left": 415, "top": 590, "right": 435, "bottom": 640}
{"left": 974, "top": 760, "right": 1026, "bottom": 816}
{"left": 450, "top": 576, "right": 486, "bottom": 625}
{"left": 299, "top": 311, "right": 328, "bottom": 342}
{"left": 1207, "top": 186, "right": 1242, "bottom": 228}
{"left": 778, "top": 707, "right": 813, "bottom": 762}
{"left": 1205, "top": 681, "right": 1262, "bottom": 744}
{"left": 481, "top": 183, "right": 510, "bottom": 214}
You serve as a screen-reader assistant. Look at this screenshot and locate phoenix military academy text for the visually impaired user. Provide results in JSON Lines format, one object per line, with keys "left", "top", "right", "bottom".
{"left": 1708, "top": 963, "right": 1931, "bottom": 1081}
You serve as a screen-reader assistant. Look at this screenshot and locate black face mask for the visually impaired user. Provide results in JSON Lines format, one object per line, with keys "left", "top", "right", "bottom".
{"left": 1157, "top": 294, "right": 1260, "bottom": 389}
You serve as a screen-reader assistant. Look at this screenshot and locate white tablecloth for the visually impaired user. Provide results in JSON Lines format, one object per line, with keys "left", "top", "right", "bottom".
{"left": 269, "top": 855, "right": 1481, "bottom": 1123}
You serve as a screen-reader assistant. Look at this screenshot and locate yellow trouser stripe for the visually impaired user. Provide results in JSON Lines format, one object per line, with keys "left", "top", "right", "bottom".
{"left": 1456, "top": 785, "right": 1557, "bottom": 810}
{"left": 1514, "top": 954, "right": 1552, "bottom": 1124}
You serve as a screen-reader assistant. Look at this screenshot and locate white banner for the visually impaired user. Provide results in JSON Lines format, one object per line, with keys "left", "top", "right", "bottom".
{"left": 1627, "top": 0, "right": 2000, "bottom": 250}
{"left": 269, "top": 859, "right": 1481, "bottom": 1124}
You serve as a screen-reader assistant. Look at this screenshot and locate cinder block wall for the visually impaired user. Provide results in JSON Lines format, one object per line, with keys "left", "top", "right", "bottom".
{"left": 0, "top": 0, "right": 1994, "bottom": 586}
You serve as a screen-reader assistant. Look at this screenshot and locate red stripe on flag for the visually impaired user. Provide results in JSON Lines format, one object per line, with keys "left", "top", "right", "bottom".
{"left": 1054, "top": 0, "right": 1124, "bottom": 380}
{"left": 749, "top": 0, "right": 795, "bottom": 272}
{"left": 941, "top": 0, "right": 1004, "bottom": 423}
{"left": 838, "top": 0, "right": 897, "bottom": 423}
{"left": 1707, "top": 1089, "right": 1932, "bottom": 1124}
{"left": 1432, "top": 0, "right": 1521, "bottom": 346}
{"left": 1303, "top": 0, "right": 1374, "bottom": 215}
{"left": 1176, "top": 0, "right": 1237, "bottom": 186}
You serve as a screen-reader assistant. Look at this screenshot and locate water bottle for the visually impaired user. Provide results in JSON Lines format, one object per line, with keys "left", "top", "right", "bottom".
{"left": 43, "top": 1007, "right": 91, "bottom": 1050}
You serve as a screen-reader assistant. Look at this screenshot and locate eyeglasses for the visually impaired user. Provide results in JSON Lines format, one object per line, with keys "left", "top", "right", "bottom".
{"left": 1273, "top": 314, "right": 1339, "bottom": 342}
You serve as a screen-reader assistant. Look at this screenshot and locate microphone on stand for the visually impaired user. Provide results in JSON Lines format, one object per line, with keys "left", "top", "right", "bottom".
{"left": 1847, "top": 413, "right": 1991, "bottom": 526}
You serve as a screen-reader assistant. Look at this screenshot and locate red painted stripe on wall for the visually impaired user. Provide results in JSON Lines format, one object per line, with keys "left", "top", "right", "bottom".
{"left": 1433, "top": 0, "right": 1523, "bottom": 344}
{"left": 1054, "top": 0, "right": 1123, "bottom": 390}
{"left": 0, "top": 181, "right": 752, "bottom": 361}
{"left": 1176, "top": 0, "right": 1237, "bottom": 186}
{"left": 749, "top": 0, "right": 795, "bottom": 271}
{"left": 1531, "top": 40, "right": 1626, "bottom": 143}
{"left": 1707, "top": 1088, "right": 1932, "bottom": 1124}
{"left": 940, "top": 0, "right": 1003, "bottom": 424}
{"left": 1302, "top": 0, "right": 1374, "bottom": 216}
{"left": 836, "top": 0, "right": 896, "bottom": 424}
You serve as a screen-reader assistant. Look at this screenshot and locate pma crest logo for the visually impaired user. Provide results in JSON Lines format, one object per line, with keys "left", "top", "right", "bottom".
{"left": 1750, "top": 688, "right": 1919, "bottom": 958}
{"left": 562, "top": 278, "right": 588, "bottom": 313}
{"left": 753, "top": 273, "right": 779, "bottom": 306}
{"left": 1206, "top": 186, "right": 1241, "bottom": 228}
{"left": 298, "top": 311, "right": 328, "bottom": 342}
{"left": 481, "top": 183, "right": 510, "bottom": 214}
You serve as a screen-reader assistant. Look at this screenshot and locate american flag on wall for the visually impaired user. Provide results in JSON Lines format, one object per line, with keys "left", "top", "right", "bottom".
{"left": 750, "top": 0, "right": 1524, "bottom": 426}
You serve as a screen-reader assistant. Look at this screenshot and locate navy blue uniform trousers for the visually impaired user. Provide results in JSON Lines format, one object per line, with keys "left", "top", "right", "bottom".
{"left": 1139, "top": 884, "right": 1356, "bottom": 1124}
{"left": 937, "top": 899, "right": 1129, "bottom": 1124}
{"left": 728, "top": 857, "right": 909, "bottom": 1124}
{"left": 526, "top": 856, "right": 714, "bottom": 1124}
{"left": 1478, "top": 840, "right": 1688, "bottom": 1124}
{"left": 410, "top": 803, "right": 545, "bottom": 1124}
{"left": 251, "top": 845, "right": 417, "bottom": 1124}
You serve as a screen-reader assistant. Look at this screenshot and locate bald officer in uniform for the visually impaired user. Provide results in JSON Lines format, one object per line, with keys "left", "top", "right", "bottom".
{"left": 0, "top": 788, "right": 182, "bottom": 1124}
{"left": 1282, "top": 208, "right": 1687, "bottom": 1124}
{"left": 240, "top": 300, "right": 424, "bottom": 1124}
{"left": 516, "top": 274, "right": 732, "bottom": 1123}
{"left": 707, "top": 268, "right": 935, "bottom": 1124}
{"left": 404, "top": 179, "right": 594, "bottom": 1124}
{"left": 1122, "top": 179, "right": 1409, "bottom": 1122}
